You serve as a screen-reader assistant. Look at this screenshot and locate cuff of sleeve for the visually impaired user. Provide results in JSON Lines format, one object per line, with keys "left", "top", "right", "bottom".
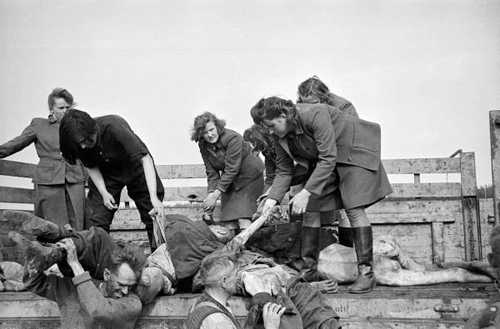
{"left": 72, "top": 271, "right": 92, "bottom": 286}
{"left": 215, "top": 183, "right": 227, "bottom": 193}
{"left": 304, "top": 182, "right": 321, "bottom": 196}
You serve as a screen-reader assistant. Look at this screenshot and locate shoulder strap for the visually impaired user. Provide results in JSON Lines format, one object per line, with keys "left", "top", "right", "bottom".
{"left": 184, "top": 305, "right": 223, "bottom": 329}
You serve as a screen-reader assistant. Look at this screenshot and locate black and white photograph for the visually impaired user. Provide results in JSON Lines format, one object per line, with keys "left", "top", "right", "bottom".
{"left": 0, "top": 1, "right": 499, "bottom": 328}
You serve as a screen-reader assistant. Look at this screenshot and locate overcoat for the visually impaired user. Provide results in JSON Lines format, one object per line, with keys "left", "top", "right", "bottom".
{"left": 199, "top": 128, "right": 264, "bottom": 221}
{"left": 268, "top": 103, "right": 392, "bottom": 210}
{"left": 0, "top": 117, "right": 86, "bottom": 228}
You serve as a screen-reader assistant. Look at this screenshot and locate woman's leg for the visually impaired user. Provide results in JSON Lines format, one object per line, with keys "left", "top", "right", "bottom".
{"left": 337, "top": 210, "right": 353, "bottom": 247}
{"left": 345, "top": 207, "right": 375, "bottom": 293}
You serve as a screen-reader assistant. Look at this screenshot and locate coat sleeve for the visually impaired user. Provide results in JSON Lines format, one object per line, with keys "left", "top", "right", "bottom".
{"left": 267, "top": 141, "right": 294, "bottom": 202}
{"left": 0, "top": 119, "right": 37, "bottom": 158}
{"left": 303, "top": 110, "right": 337, "bottom": 196}
{"left": 108, "top": 118, "right": 149, "bottom": 163}
{"left": 200, "top": 144, "right": 221, "bottom": 193}
{"left": 263, "top": 153, "right": 277, "bottom": 191}
{"left": 216, "top": 133, "right": 244, "bottom": 193}
{"left": 72, "top": 272, "right": 142, "bottom": 324}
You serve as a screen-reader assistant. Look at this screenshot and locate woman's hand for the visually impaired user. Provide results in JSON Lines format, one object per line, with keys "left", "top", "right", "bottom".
{"left": 262, "top": 302, "right": 286, "bottom": 329}
{"left": 261, "top": 198, "right": 277, "bottom": 218}
{"left": 290, "top": 189, "right": 311, "bottom": 215}
{"left": 149, "top": 197, "right": 165, "bottom": 218}
{"left": 101, "top": 190, "right": 118, "bottom": 210}
{"left": 203, "top": 190, "right": 221, "bottom": 211}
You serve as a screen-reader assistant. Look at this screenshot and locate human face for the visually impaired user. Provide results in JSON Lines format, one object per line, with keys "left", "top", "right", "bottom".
{"left": 103, "top": 263, "right": 137, "bottom": 299}
{"left": 51, "top": 98, "right": 71, "bottom": 121}
{"left": 262, "top": 114, "right": 289, "bottom": 138}
{"left": 78, "top": 132, "right": 98, "bottom": 150}
{"left": 203, "top": 121, "right": 219, "bottom": 144}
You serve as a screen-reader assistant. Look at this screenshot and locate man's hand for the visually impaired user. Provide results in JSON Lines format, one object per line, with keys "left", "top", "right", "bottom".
{"left": 149, "top": 197, "right": 165, "bottom": 218}
{"left": 203, "top": 190, "right": 221, "bottom": 211}
{"left": 290, "top": 189, "right": 311, "bottom": 215}
{"left": 56, "top": 238, "right": 84, "bottom": 276}
{"left": 101, "top": 190, "right": 118, "bottom": 210}
{"left": 262, "top": 302, "right": 286, "bottom": 329}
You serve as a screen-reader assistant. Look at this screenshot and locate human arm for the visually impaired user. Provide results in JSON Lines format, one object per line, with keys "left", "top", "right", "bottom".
{"left": 59, "top": 238, "right": 142, "bottom": 323}
{"left": 142, "top": 154, "right": 164, "bottom": 217}
{"left": 87, "top": 166, "right": 117, "bottom": 210}
{"left": 199, "top": 144, "right": 222, "bottom": 210}
{"left": 262, "top": 302, "right": 286, "bottom": 329}
{"left": 216, "top": 133, "right": 244, "bottom": 193}
{"left": 0, "top": 120, "right": 37, "bottom": 158}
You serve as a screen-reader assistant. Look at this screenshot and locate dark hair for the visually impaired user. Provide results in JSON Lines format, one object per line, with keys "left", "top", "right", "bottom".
{"left": 59, "top": 109, "right": 97, "bottom": 164}
{"left": 259, "top": 97, "right": 296, "bottom": 121}
{"left": 108, "top": 240, "right": 147, "bottom": 278}
{"left": 243, "top": 124, "right": 273, "bottom": 154}
{"left": 191, "top": 112, "right": 226, "bottom": 142}
{"left": 48, "top": 88, "right": 74, "bottom": 109}
{"left": 297, "top": 76, "right": 334, "bottom": 105}
{"left": 250, "top": 99, "right": 266, "bottom": 125}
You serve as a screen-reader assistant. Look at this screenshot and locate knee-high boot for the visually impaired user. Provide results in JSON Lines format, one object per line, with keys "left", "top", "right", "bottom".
{"left": 349, "top": 226, "right": 376, "bottom": 293}
{"left": 338, "top": 226, "right": 353, "bottom": 247}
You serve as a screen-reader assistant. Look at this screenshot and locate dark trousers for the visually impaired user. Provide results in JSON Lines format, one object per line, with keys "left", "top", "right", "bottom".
{"left": 85, "top": 169, "right": 164, "bottom": 232}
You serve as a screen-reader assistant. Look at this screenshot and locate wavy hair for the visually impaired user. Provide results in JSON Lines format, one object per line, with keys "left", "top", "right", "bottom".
{"left": 59, "top": 109, "right": 98, "bottom": 164}
{"left": 48, "top": 88, "right": 74, "bottom": 110}
{"left": 297, "top": 76, "right": 336, "bottom": 105}
{"left": 191, "top": 112, "right": 226, "bottom": 142}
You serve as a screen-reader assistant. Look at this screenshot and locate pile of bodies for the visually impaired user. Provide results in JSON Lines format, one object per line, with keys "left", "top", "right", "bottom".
{"left": 1, "top": 77, "right": 499, "bottom": 329}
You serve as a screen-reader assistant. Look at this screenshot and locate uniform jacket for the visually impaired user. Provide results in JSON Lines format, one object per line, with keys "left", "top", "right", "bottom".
{"left": 0, "top": 117, "right": 86, "bottom": 185}
{"left": 199, "top": 128, "right": 264, "bottom": 193}
{"left": 268, "top": 103, "right": 381, "bottom": 202}
{"left": 326, "top": 92, "right": 358, "bottom": 118}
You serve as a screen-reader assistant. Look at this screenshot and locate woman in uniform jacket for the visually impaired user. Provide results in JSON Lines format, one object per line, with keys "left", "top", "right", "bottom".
{"left": 258, "top": 97, "right": 392, "bottom": 294}
{"left": 0, "top": 88, "right": 86, "bottom": 230}
{"left": 192, "top": 112, "right": 264, "bottom": 232}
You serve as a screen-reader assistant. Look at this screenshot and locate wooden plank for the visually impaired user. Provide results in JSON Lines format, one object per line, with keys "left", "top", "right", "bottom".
{"left": 460, "top": 152, "right": 478, "bottom": 197}
{"left": 490, "top": 110, "right": 500, "bottom": 227}
{"left": 0, "top": 186, "right": 34, "bottom": 203}
{"left": 0, "top": 159, "right": 36, "bottom": 178}
{"left": 389, "top": 183, "right": 461, "bottom": 198}
{"left": 156, "top": 164, "right": 206, "bottom": 179}
{"left": 382, "top": 158, "right": 461, "bottom": 174}
{"left": 431, "top": 222, "right": 445, "bottom": 264}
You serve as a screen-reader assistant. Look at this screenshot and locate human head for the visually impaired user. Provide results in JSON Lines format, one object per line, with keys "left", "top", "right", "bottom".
{"left": 103, "top": 240, "right": 146, "bottom": 299}
{"left": 48, "top": 88, "right": 74, "bottom": 122}
{"left": 297, "top": 76, "right": 332, "bottom": 105}
{"left": 198, "top": 250, "right": 239, "bottom": 295}
{"left": 258, "top": 97, "right": 296, "bottom": 138}
{"left": 191, "top": 112, "right": 226, "bottom": 144}
{"left": 487, "top": 225, "right": 500, "bottom": 279}
{"left": 59, "top": 109, "right": 98, "bottom": 164}
{"left": 243, "top": 124, "right": 273, "bottom": 154}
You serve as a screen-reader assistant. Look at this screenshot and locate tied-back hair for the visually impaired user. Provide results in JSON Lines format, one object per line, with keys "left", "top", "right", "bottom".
{"left": 191, "top": 112, "right": 226, "bottom": 142}
{"left": 48, "top": 88, "right": 74, "bottom": 109}
{"left": 59, "top": 109, "right": 97, "bottom": 164}
{"left": 297, "top": 76, "right": 336, "bottom": 105}
{"left": 198, "top": 249, "right": 238, "bottom": 288}
{"left": 243, "top": 124, "right": 274, "bottom": 154}
{"left": 108, "top": 240, "right": 147, "bottom": 279}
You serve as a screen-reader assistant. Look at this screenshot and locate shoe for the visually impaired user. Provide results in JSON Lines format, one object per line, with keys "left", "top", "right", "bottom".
{"left": 349, "top": 226, "right": 376, "bottom": 293}
{"left": 8, "top": 231, "right": 65, "bottom": 278}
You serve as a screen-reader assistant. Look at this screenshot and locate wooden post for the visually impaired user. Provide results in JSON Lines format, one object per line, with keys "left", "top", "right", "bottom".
{"left": 490, "top": 110, "right": 500, "bottom": 225}
{"left": 431, "top": 222, "right": 445, "bottom": 264}
{"left": 460, "top": 152, "right": 482, "bottom": 261}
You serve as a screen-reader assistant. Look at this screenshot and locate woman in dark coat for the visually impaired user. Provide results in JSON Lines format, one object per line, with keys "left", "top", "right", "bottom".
{"left": 257, "top": 97, "right": 392, "bottom": 293}
{"left": 0, "top": 88, "right": 86, "bottom": 230}
{"left": 192, "top": 112, "right": 264, "bottom": 232}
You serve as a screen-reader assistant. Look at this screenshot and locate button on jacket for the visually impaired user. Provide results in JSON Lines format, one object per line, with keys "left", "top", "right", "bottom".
{"left": 0, "top": 117, "right": 86, "bottom": 184}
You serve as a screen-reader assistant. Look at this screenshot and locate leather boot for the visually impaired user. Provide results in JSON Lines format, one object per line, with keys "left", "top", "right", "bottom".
{"left": 301, "top": 226, "right": 320, "bottom": 269}
{"left": 349, "top": 226, "right": 376, "bottom": 293}
{"left": 8, "top": 232, "right": 65, "bottom": 278}
{"left": 338, "top": 226, "right": 353, "bottom": 247}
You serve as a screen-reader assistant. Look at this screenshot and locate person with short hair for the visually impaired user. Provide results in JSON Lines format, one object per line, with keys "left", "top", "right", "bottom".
{"left": 257, "top": 97, "right": 392, "bottom": 294}
{"left": 9, "top": 227, "right": 145, "bottom": 329}
{"left": 184, "top": 250, "right": 285, "bottom": 329}
{"left": 0, "top": 88, "right": 86, "bottom": 230}
{"left": 59, "top": 109, "right": 164, "bottom": 250}
{"left": 192, "top": 112, "right": 264, "bottom": 232}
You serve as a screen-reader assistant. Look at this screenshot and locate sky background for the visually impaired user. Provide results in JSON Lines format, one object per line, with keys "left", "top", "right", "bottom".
{"left": 1, "top": 0, "right": 499, "bottom": 187}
